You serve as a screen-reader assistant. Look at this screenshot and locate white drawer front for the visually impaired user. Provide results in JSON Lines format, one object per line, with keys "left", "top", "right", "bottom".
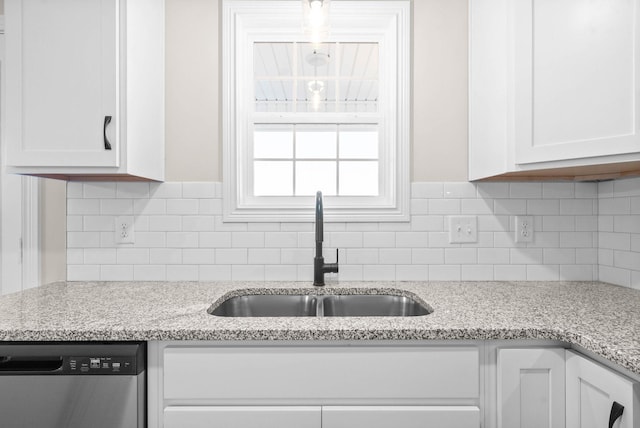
{"left": 322, "top": 406, "right": 480, "bottom": 428}
{"left": 164, "top": 406, "right": 321, "bottom": 428}
{"left": 164, "top": 346, "right": 479, "bottom": 402}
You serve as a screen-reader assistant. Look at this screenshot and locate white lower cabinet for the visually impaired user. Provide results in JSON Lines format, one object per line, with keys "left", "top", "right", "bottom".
{"left": 566, "top": 350, "right": 638, "bottom": 428}
{"left": 150, "top": 342, "right": 481, "bottom": 428}
{"left": 497, "top": 348, "right": 566, "bottom": 428}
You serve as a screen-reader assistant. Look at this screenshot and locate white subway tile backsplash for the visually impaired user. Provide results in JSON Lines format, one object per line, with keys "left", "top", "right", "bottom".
{"left": 199, "top": 232, "right": 232, "bottom": 248}
{"left": 232, "top": 265, "right": 265, "bottom": 281}
{"left": 134, "top": 265, "right": 166, "bottom": 281}
{"left": 150, "top": 248, "right": 182, "bottom": 264}
{"left": 542, "top": 182, "right": 574, "bottom": 199}
{"left": 494, "top": 265, "right": 527, "bottom": 281}
{"left": 444, "top": 182, "right": 476, "bottom": 198}
{"left": 444, "top": 248, "right": 477, "bottom": 264}
{"left": 494, "top": 199, "right": 527, "bottom": 215}
{"left": 199, "top": 265, "right": 232, "bottom": 281}
{"left": 346, "top": 249, "right": 379, "bottom": 264}
{"left": 68, "top": 199, "right": 100, "bottom": 215}
{"left": 527, "top": 265, "right": 559, "bottom": 281}
{"left": 149, "top": 216, "right": 182, "bottom": 232}
{"left": 101, "top": 265, "right": 134, "bottom": 281}
{"left": 599, "top": 198, "right": 630, "bottom": 215}
{"left": 150, "top": 182, "right": 182, "bottom": 199}
{"left": 248, "top": 248, "right": 281, "bottom": 265}
{"left": 411, "top": 182, "right": 443, "bottom": 198}
{"left": 182, "top": 182, "right": 218, "bottom": 199}
{"left": 216, "top": 249, "right": 247, "bottom": 265}
{"left": 477, "top": 182, "right": 510, "bottom": 199}
{"left": 429, "top": 199, "right": 460, "bottom": 215}
{"left": 166, "top": 265, "right": 199, "bottom": 281}
{"left": 116, "top": 182, "right": 150, "bottom": 199}
{"left": 182, "top": 249, "right": 215, "bottom": 265}
{"left": 166, "top": 199, "right": 199, "bottom": 215}
{"left": 510, "top": 183, "right": 542, "bottom": 199}
{"left": 166, "top": 232, "right": 199, "bottom": 248}
{"left": 462, "top": 265, "right": 494, "bottom": 281}
{"left": 63, "top": 179, "right": 638, "bottom": 289}
{"left": 395, "top": 232, "right": 428, "bottom": 248}
{"left": 116, "top": 248, "right": 149, "bottom": 265}
{"left": 560, "top": 265, "right": 593, "bottom": 281}
{"left": 67, "top": 265, "right": 100, "bottom": 281}
{"left": 396, "top": 265, "right": 428, "bottom": 281}
{"left": 429, "top": 265, "right": 460, "bottom": 281}
{"left": 264, "top": 265, "right": 298, "bottom": 281}
{"left": 362, "top": 265, "right": 395, "bottom": 281}
{"left": 265, "top": 232, "right": 298, "bottom": 248}
{"left": 83, "top": 182, "right": 116, "bottom": 199}
{"left": 378, "top": 248, "right": 412, "bottom": 265}
{"left": 527, "top": 199, "right": 559, "bottom": 215}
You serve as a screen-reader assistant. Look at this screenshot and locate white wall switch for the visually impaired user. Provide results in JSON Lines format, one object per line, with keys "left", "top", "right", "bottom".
{"left": 115, "top": 216, "right": 135, "bottom": 244}
{"left": 449, "top": 216, "right": 478, "bottom": 243}
{"left": 515, "top": 215, "right": 534, "bottom": 243}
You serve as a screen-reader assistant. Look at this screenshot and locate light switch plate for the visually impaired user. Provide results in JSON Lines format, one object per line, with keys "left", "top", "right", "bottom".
{"left": 449, "top": 216, "right": 478, "bottom": 243}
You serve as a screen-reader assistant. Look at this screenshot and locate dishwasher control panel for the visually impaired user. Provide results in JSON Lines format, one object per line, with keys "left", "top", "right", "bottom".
{"left": 65, "top": 356, "right": 137, "bottom": 375}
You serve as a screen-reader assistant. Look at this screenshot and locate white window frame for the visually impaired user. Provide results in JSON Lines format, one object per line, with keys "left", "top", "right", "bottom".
{"left": 222, "top": 0, "right": 410, "bottom": 222}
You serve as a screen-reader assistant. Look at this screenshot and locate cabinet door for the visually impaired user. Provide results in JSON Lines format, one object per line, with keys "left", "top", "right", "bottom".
{"left": 163, "top": 406, "right": 321, "bottom": 428}
{"left": 5, "top": 0, "right": 119, "bottom": 168}
{"left": 566, "top": 350, "right": 637, "bottom": 428}
{"left": 513, "top": 0, "right": 640, "bottom": 164}
{"left": 498, "top": 348, "right": 566, "bottom": 428}
{"left": 322, "top": 406, "right": 480, "bottom": 428}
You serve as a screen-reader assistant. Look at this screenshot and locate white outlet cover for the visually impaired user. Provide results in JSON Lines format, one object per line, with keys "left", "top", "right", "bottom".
{"left": 515, "top": 215, "right": 534, "bottom": 243}
{"left": 115, "top": 216, "right": 135, "bottom": 244}
{"left": 449, "top": 216, "right": 478, "bottom": 244}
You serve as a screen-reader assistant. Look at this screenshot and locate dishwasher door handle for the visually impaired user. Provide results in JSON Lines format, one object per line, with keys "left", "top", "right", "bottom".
{"left": 0, "top": 356, "right": 63, "bottom": 372}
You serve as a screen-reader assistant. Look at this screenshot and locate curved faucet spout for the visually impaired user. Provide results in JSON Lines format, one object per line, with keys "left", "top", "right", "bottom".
{"left": 315, "top": 191, "right": 323, "bottom": 245}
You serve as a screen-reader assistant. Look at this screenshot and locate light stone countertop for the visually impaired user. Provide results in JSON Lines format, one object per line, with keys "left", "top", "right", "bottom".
{"left": 0, "top": 280, "right": 638, "bottom": 375}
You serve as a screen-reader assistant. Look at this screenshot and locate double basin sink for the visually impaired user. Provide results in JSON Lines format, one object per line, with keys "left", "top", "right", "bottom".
{"left": 209, "top": 292, "right": 432, "bottom": 317}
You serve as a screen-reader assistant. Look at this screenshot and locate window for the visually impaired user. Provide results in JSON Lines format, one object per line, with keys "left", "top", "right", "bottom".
{"left": 223, "top": 0, "right": 410, "bottom": 222}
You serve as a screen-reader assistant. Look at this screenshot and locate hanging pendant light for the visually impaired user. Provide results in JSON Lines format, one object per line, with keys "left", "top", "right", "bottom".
{"left": 302, "top": 0, "right": 331, "bottom": 43}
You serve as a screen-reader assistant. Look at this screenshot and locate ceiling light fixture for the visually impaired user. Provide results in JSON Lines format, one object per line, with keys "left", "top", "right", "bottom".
{"left": 302, "top": 0, "right": 331, "bottom": 43}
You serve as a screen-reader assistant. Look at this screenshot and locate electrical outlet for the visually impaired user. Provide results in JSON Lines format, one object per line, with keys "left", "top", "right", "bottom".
{"left": 515, "top": 215, "right": 534, "bottom": 243}
{"left": 449, "top": 216, "right": 478, "bottom": 243}
{"left": 115, "top": 216, "right": 135, "bottom": 244}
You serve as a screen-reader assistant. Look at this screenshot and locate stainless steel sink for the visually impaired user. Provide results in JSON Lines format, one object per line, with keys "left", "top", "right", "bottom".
{"left": 321, "top": 294, "right": 431, "bottom": 317}
{"left": 209, "top": 295, "right": 318, "bottom": 317}
{"left": 209, "top": 293, "right": 432, "bottom": 317}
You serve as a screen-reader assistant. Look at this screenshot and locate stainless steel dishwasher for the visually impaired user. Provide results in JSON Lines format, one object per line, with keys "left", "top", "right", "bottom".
{"left": 0, "top": 342, "right": 146, "bottom": 428}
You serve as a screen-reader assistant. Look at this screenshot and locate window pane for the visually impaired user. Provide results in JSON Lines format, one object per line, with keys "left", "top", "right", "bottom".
{"left": 255, "top": 80, "right": 295, "bottom": 112}
{"left": 254, "top": 42, "right": 293, "bottom": 77}
{"left": 254, "top": 126, "right": 293, "bottom": 158}
{"left": 296, "top": 127, "right": 337, "bottom": 158}
{"left": 254, "top": 161, "right": 293, "bottom": 196}
{"left": 339, "top": 127, "right": 379, "bottom": 159}
{"left": 296, "top": 161, "right": 336, "bottom": 196}
{"left": 338, "top": 43, "right": 378, "bottom": 78}
{"left": 297, "top": 43, "right": 334, "bottom": 78}
{"left": 339, "top": 162, "right": 378, "bottom": 196}
{"left": 296, "top": 79, "right": 336, "bottom": 113}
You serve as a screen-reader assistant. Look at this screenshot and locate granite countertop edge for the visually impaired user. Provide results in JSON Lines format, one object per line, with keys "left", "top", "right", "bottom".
{"left": 0, "top": 280, "right": 638, "bottom": 376}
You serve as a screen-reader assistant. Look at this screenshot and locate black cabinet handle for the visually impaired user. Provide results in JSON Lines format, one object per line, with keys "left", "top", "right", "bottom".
{"left": 608, "top": 401, "right": 624, "bottom": 428}
{"left": 103, "top": 115, "right": 112, "bottom": 150}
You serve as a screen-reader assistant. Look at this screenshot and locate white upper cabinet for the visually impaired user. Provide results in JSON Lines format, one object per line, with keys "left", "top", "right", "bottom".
{"left": 470, "top": 0, "right": 640, "bottom": 181}
{"left": 5, "top": 0, "right": 164, "bottom": 181}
